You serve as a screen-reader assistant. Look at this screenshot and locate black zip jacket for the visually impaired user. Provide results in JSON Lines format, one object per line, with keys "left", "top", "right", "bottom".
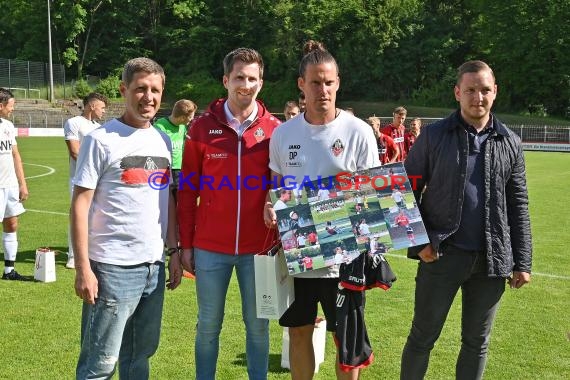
{"left": 404, "top": 110, "right": 532, "bottom": 277}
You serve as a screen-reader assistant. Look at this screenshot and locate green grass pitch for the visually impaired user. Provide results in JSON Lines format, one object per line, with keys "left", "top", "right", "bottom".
{"left": 0, "top": 137, "right": 568, "bottom": 379}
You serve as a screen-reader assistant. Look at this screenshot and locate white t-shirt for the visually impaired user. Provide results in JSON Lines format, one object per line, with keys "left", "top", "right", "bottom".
{"left": 392, "top": 190, "right": 403, "bottom": 203}
{"left": 274, "top": 199, "right": 288, "bottom": 210}
{"left": 317, "top": 188, "right": 330, "bottom": 201}
{"left": 0, "top": 118, "right": 18, "bottom": 188}
{"left": 334, "top": 252, "right": 344, "bottom": 265}
{"left": 74, "top": 119, "right": 171, "bottom": 265}
{"left": 359, "top": 222, "right": 371, "bottom": 235}
{"left": 269, "top": 110, "right": 379, "bottom": 278}
{"left": 64, "top": 115, "right": 100, "bottom": 182}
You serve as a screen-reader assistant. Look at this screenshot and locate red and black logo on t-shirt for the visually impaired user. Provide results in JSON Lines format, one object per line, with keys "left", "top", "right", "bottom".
{"left": 120, "top": 156, "right": 170, "bottom": 185}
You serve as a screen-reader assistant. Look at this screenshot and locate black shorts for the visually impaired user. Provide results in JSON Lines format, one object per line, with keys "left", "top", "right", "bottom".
{"left": 279, "top": 277, "right": 339, "bottom": 332}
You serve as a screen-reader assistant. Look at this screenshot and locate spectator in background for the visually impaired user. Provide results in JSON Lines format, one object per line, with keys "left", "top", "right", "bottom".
{"left": 410, "top": 117, "right": 422, "bottom": 132}
{"left": 63, "top": 92, "right": 108, "bottom": 269}
{"left": 153, "top": 99, "right": 197, "bottom": 202}
{"left": 0, "top": 88, "right": 30, "bottom": 281}
{"left": 381, "top": 106, "right": 407, "bottom": 161}
{"left": 344, "top": 107, "right": 354, "bottom": 115}
{"left": 367, "top": 116, "right": 399, "bottom": 164}
{"left": 298, "top": 91, "right": 306, "bottom": 113}
{"left": 283, "top": 100, "right": 301, "bottom": 120}
{"left": 404, "top": 117, "right": 421, "bottom": 153}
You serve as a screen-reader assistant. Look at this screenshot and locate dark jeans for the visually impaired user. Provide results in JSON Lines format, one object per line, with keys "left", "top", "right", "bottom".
{"left": 401, "top": 248, "right": 505, "bottom": 380}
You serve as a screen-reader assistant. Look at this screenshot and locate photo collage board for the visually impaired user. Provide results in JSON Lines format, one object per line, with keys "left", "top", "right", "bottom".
{"left": 269, "top": 162, "right": 430, "bottom": 275}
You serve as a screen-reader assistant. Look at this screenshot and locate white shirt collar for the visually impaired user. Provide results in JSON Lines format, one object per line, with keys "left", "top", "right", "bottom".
{"left": 223, "top": 100, "right": 258, "bottom": 134}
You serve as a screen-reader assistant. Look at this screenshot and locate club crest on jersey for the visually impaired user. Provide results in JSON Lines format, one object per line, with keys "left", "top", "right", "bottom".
{"left": 253, "top": 127, "right": 265, "bottom": 143}
{"left": 331, "top": 139, "right": 344, "bottom": 157}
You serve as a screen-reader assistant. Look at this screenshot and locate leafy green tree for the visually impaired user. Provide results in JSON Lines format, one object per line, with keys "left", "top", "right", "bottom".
{"left": 0, "top": 0, "right": 47, "bottom": 60}
{"left": 1, "top": 0, "right": 568, "bottom": 115}
{"left": 471, "top": 0, "right": 570, "bottom": 116}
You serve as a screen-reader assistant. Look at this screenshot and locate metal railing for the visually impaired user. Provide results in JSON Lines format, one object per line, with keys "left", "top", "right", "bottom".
{"left": 507, "top": 124, "right": 570, "bottom": 143}
{"left": 0, "top": 58, "right": 68, "bottom": 100}
{"left": 375, "top": 117, "right": 570, "bottom": 144}
{"left": 9, "top": 109, "right": 570, "bottom": 144}
{"left": 10, "top": 110, "right": 121, "bottom": 128}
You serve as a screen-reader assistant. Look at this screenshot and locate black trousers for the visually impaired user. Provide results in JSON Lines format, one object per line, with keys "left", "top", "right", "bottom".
{"left": 401, "top": 247, "right": 505, "bottom": 380}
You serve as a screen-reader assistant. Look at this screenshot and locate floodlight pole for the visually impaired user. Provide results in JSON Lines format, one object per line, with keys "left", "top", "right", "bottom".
{"left": 47, "top": 0, "right": 55, "bottom": 103}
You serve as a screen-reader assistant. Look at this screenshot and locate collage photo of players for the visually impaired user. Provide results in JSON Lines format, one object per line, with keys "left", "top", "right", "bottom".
{"left": 269, "top": 162, "right": 429, "bottom": 274}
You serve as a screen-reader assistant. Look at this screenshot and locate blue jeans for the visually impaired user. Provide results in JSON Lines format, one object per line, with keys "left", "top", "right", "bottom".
{"left": 401, "top": 251, "right": 505, "bottom": 380}
{"left": 194, "top": 248, "right": 269, "bottom": 380}
{"left": 76, "top": 260, "right": 165, "bottom": 380}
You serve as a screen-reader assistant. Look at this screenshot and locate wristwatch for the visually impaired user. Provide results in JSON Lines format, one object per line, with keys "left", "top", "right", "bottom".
{"left": 165, "top": 247, "right": 179, "bottom": 256}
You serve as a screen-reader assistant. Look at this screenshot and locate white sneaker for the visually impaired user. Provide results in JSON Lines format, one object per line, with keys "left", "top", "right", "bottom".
{"left": 66, "top": 256, "right": 75, "bottom": 269}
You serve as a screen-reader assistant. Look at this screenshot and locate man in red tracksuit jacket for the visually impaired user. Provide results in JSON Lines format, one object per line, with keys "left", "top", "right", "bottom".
{"left": 174, "top": 48, "right": 281, "bottom": 380}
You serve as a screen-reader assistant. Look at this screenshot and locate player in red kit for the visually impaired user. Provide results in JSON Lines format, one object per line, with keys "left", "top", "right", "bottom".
{"left": 367, "top": 116, "right": 399, "bottom": 164}
{"left": 381, "top": 106, "right": 407, "bottom": 161}
{"left": 394, "top": 210, "right": 416, "bottom": 245}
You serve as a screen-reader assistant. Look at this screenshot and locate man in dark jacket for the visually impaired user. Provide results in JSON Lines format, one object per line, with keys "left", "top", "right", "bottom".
{"left": 400, "top": 60, "right": 532, "bottom": 380}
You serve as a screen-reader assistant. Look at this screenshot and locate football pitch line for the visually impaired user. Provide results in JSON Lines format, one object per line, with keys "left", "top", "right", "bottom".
{"left": 26, "top": 209, "right": 68, "bottom": 216}
{"left": 23, "top": 163, "right": 56, "bottom": 179}
{"left": 385, "top": 252, "right": 570, "bottom": 281}
{"left": 23, "top": 163, "right": 66, "bottom": 215}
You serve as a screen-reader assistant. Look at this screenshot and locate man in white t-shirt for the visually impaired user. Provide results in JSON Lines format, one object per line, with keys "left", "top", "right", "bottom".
{"left": 354, "top": 193, "right": 362, "bottom": 205}
{"left": 0, "top": 88, "right": 30, "bottom": 281}
{"left": 72, "top": 58, "right": 177, "bottom": 379}
{"left": 359, "top": 219, "right": 371, "bottom": 235}
{"left": 317, "top": 187, "right": 330, "bottom": 201}
{"left": 63, "top": 92, "right": 107, "bottom": 269}
{"left": 274, "top": 188, "right": 292, "bottom": 210}
{"left": 334, "top": 247, "right": 350, "bottom": 265}
{"left": 297, "top": 233, "right": 307, "bottom": 248}
{"left": 264, "top": 41, "right": 379, "bottom": 379}
{"left": 391, "top": 187, "right": 404, "bottom": 208}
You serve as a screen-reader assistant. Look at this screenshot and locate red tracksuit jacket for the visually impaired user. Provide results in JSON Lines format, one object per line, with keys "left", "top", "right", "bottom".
{"left": 178, "top": 98, "right": 280, "bottom": 254}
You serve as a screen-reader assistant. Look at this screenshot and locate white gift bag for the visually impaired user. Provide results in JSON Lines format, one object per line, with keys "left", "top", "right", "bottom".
{"left": 254, "top": 247, "right": 295, "bottom": 319}
{"left": 34, "top": 248, "right": 56, "bottom": 282}
{"left": 281, "top": 318, "right": 327, "bottom": 372}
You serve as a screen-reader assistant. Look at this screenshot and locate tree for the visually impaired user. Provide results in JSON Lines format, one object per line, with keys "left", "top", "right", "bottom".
{"left": 471, "top": 0, "right": 570, "bottom": 116}
{"left": 51, "top": 1, "right": 100, "bottom": 78}
{"left": 1, "top": 0, "right": 567, "bottom": 114}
